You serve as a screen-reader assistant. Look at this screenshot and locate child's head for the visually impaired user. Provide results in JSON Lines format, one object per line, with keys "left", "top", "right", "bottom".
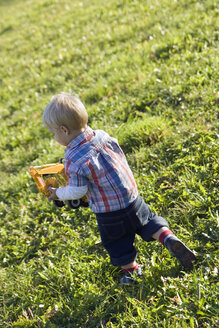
{"left": 42, "top": 93, "right": 88, "bottom": 131}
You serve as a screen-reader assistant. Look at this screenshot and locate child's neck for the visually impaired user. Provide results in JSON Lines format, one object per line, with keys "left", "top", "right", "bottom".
{"left": 68, "top": 127, "right": 86, "bottom": 143}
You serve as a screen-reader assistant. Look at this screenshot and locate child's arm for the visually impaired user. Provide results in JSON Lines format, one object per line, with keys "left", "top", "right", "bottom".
{"left": 47, "top": 185, "right": 88, "bottom": 201}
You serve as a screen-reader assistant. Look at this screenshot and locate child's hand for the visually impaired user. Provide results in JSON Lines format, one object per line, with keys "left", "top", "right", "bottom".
{"left": 47, "top": 186, "right": 59, "bottom": 201}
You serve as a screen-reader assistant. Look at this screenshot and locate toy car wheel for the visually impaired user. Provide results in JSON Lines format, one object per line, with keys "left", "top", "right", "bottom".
{"left": 80, "top": 200, "right": 89, "bottom": 208}
{"left": 53, "top": 200, "right": 65, "bottom": 207}
{"left": 67, "top": 199, "right": 81, "bottom": 209}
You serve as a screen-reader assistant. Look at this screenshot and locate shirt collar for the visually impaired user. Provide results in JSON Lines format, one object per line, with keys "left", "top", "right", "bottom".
{"left": 65, "top": 126, "right": 93, "bottom": 151}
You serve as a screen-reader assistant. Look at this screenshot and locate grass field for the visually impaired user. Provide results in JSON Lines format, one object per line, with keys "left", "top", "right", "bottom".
{"left": 0, "top": 0, "right": 218, "bottom": 327}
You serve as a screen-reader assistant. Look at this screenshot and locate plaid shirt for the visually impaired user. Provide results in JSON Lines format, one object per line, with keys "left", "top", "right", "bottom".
{"left": 64, "top": 126, "right": 138, "bottom": 213}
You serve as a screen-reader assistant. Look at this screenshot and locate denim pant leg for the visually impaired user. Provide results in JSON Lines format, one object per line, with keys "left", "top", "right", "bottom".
{"left": 135, "top": 199, "right": 169, "bottom": 241}
{"left": 96, "top": 195, "right": 170, "bottom": 267}
{"left": 96, "top": 214, "right": 137, "bottom": 267}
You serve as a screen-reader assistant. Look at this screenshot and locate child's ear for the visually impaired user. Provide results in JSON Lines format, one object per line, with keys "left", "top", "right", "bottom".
{"left": 60, "top": 125, "right": 70, "bottom": 135}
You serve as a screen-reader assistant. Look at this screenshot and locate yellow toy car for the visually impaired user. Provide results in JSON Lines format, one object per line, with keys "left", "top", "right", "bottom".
{"left": 29, "top": 162, "right": 88, "bottom": 209}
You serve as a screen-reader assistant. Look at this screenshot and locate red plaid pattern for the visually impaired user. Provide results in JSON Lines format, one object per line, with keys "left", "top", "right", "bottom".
{"left": 64, "top": 126, "right": 138, "bottom": 213}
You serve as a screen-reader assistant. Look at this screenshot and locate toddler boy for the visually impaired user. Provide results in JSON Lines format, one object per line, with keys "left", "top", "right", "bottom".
{"left": 42, "top": 93, "right": 196, "bottom": 284}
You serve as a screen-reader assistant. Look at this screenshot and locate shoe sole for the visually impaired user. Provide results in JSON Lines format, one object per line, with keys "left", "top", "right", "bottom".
{"left": 168, "top": 240, "right": 196, "bottom": 269}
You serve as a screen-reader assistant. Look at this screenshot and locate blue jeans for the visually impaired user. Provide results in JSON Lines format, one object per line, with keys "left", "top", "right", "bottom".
{"left": 96, "top": 195, "right": 169, "bottom": 266}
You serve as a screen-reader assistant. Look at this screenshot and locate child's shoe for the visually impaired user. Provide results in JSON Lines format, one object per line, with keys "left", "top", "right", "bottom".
{"left": 120, "top": 266, "right": 142, "bottom": 284}
{"left": 164, "top": 235, "right": 196, "bottom": 269}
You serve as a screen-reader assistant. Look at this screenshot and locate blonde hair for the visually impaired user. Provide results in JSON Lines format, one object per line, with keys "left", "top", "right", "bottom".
{"left": 42, "top": 93, "right": 88, "bottom": 130}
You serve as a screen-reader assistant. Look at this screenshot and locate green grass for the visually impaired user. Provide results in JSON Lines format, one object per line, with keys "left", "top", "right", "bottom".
{"left": 0, "top": 0, "right": 218, "bottom": 327}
